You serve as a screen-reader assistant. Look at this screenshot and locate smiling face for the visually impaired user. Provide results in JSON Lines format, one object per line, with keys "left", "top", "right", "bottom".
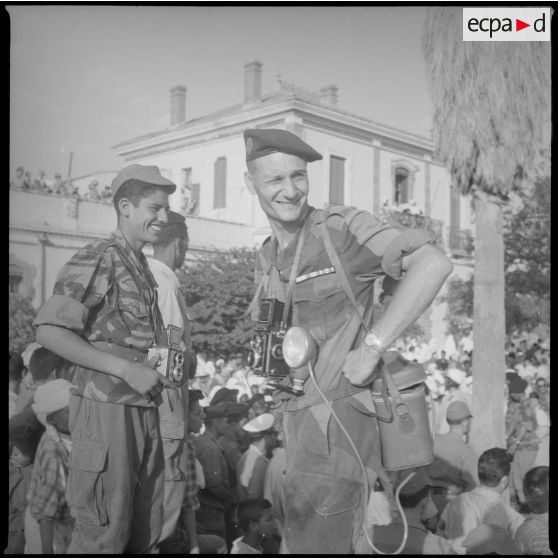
{"left": 118, "top": 188, "right": 170, "bottom": 251}
{"left": 245, "top": 152, "right": 310, "bottom": 227}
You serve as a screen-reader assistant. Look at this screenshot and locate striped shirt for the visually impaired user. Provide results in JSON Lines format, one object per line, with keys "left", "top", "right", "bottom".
{"left": 183, "top": 437, "right": 200, "bottom": 513}
{"left": 514, "top": 513, "right": 551, "bottom": 555}
{"left": 27, "top": 431, "right": 72, "bottom": 522}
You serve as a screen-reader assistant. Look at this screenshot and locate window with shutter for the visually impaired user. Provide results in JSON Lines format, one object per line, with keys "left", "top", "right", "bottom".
{"left": 213, "top": 157, "right": 227, "bottom": 209}
{"left": 329, "top": 156, "right": 345, "bottom": 205}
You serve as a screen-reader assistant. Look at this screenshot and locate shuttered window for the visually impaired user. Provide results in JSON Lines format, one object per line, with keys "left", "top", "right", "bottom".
{"left": 213, "top": 157, "right": 227, "bottom": 209}
{"left": 394, "top": 167, "right": 409, "bottom": 204}
{"left": 329, "top": 156, "right": 345, "bottom": 205}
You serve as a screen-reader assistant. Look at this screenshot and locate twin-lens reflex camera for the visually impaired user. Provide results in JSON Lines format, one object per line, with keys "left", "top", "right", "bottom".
{"left": 148, "top": 324, "right": 185, "bottom": 386}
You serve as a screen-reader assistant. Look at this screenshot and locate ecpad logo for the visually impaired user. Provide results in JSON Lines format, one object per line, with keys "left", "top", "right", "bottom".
{"left": 463, "top": 8, "right": 551, "bottom": 42}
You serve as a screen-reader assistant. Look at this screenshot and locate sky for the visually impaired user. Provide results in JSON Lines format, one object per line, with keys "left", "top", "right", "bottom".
{"left": 8, "top": 5, "right": 434, "bottom": 180}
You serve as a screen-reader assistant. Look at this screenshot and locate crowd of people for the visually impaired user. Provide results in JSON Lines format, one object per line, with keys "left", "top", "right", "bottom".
{"left": 9, "top": 332, "right": 551, "bottom": 554}
{"left": 10, "top": 166, "right": 113, "bottom": 202}
{"left": 8, "top": 343, "right": 285, "bottom": 554}
{"left": 7, "top": 134, "right": 551, "bottom": 555}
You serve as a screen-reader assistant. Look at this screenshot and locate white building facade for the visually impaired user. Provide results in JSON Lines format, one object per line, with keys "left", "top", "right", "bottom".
{"left": 10, "top": 60, "right": 473, "bottom": 350}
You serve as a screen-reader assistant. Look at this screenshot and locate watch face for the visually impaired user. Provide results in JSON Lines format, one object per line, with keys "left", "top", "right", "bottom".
{"left": 365, "top": 332, "right": 379, "bottom": 347}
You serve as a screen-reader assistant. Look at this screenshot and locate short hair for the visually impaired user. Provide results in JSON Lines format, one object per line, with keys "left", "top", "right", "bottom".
{"left": 236, "top": 498, "right": 272, "bottom": 532}
{"left": 523, "top": 466, "right": 549, "bottom": 514}
{"left": 9, "top": 352, "right": 25, "bottom": 382}
{"left": 112, "top": 180, "right": 166, "bottom": 215}
{"left": 478, "top": 448, "right": 511, "bottom": 487}
{"left": 29, "top": 348, "right": 63, "bottom": 381}
{"left": 188, "top": 389, "right": 204, "bottom": 407}
{"left": 152, "top": 212, "right": 188, "bottom": 246}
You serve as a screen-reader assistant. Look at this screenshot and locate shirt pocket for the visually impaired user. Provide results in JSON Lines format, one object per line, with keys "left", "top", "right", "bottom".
{"left": 117, "top": 289, "right": 152, "bottom": 334}
{"left": 66, "top": 439, "right": 109, "bottom": 526}
{"left": 293, "top": 273, "right": 351, "bottom": 341}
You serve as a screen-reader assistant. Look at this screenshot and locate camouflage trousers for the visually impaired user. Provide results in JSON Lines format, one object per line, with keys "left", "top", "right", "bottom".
{"left": 66, "top": 395, "right": 165, "bottom": 553}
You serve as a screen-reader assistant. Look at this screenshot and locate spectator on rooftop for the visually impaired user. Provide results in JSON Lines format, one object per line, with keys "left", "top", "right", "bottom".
{"left": 11, "top": 166, "right": 28, "bottom": 190}
{"left": 52, "top": 173, "right": 65, "bottom": 195}
{"left": 87, "top": 179, "right": 101, "bottom": 200}
{"left": 101, "top": 185, "right": 112, "bottom": 201}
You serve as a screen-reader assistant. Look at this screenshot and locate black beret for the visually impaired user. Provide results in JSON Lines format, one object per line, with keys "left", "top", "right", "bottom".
{"left": 204, "top": 402, "right": 248, "bottom": 419}
{"left": 111, "top": 164, "right": 176, "bottom": 197}
{"left": 244, "top": 128, "right": 322, "bottom": 163}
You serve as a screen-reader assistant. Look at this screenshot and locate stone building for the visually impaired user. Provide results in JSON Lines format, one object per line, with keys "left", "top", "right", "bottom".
{"left": 10, "top": 60, "right": 473, "bottom": 349}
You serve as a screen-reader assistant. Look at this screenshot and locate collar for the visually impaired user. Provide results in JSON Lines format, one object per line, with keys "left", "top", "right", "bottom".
{"left": 147, "top": 256, "right": 178, "bottom": 281}
{"left": 267, "top": 206, "right": 317, "bottom": 271}
{"left": 472, "top": 485, "right": 503, "bottom": 501}
{"left": 111, "top": 229, "right": 147, "bottom": 266}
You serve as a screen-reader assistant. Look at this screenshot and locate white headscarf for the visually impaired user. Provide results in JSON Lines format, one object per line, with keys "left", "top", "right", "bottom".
{"left": 31, "top": 379, "right": 72, "bottom": 427}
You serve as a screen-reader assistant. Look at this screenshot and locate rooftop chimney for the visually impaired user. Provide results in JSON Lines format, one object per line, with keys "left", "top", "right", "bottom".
{"left": 170, "top": 85, "right": 187, "bottom": 126}
{"left": 319, "top": 85, "right": 338, "bottom": 107}
{"left": 244, "top": 60, "right": 262, "bottom": 104}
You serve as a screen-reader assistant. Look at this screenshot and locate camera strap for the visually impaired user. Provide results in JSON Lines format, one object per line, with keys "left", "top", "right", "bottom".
{"left": 108, "top": 239, "right": 164, "bottom": 346}
{"left": 318, "top": 219, "right": 410, "bottom": 421}
{"left": 281, "top": 215, "right": 312, "bottom": 327}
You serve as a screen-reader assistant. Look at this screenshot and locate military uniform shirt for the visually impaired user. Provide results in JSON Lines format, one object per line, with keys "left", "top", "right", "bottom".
{"left": 255, "top": 205, "right": 433, "bottom": 394}
{"left": 34, "top": 229, "right": 162, "bottom": 406}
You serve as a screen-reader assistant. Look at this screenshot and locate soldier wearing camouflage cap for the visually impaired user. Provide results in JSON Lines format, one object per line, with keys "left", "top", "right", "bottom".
{"left": 34, "top": 164, "right": 177, "bottom": 553}
{"left": 243, "top": 128, "right": 453, "bottom": 553}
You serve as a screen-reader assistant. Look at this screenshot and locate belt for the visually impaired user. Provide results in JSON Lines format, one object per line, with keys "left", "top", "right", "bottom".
{"left": 90, "top": 340, "right": 149, "bottom": 364}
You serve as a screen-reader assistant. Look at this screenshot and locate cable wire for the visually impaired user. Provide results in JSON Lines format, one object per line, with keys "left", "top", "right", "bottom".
{"left": 307, "top": 361, "right": 414, "bottom": 554}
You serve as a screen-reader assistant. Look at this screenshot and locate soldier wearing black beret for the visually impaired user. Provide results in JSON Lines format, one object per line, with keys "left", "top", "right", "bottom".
{"left": 243, "top": 128, "right": 453, "bottom": 553}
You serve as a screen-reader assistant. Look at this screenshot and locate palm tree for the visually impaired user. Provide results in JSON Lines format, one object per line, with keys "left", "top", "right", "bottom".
{"left": 422, "top": 7, "right": 550, "bottom": 453}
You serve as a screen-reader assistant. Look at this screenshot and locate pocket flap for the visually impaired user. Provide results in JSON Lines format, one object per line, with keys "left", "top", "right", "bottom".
{"left": 70, "top": 440, "right": 108, "bottom": 472}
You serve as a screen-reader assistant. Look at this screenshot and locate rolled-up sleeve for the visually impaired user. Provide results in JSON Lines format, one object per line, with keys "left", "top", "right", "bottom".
{"left": 33, "top": 245, "right": 112, "bottom": 335}
{"left": 344, "top": 210, "right": 433, "bottom": 280}
{"left": 381, "top": 229, "right": 434, "bottom": 280}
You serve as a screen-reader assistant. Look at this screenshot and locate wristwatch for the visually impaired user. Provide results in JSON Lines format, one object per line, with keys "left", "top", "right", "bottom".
{"left": 363, "top": 330, "right": 385, "bottom": 352}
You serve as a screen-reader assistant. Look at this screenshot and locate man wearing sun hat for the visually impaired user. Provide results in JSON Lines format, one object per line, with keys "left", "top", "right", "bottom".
{"left": 237, "top": 413, "right": 276, "bottom": 501}
{"left": 33, "top": 164, "right": 178, "bottom": 553}
{"left": 243, "top": 128, "right": 453, "bottom": 553}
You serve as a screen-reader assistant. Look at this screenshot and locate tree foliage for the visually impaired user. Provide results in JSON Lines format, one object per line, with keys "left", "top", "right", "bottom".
{"left": 422, "top": 8, "right": 551, "bottom": 197}
{"left": 9, "top": 293, "right": 37, "bottom": 354}
{"left": 178, "top": 248, "right": 256, "bottom": 357}
{"left": 422, "top": 7, "right": 550, "bottom": 453}
{"left": 445, "top": 177, "right": 550, "bottom": 336}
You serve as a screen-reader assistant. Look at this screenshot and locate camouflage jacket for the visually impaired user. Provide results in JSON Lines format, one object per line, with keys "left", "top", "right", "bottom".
{"left": 34, "top": 229, "right": 164, "bottom": 406}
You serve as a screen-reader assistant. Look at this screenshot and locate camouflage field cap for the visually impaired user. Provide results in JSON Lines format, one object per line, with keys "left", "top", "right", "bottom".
{"left": 111, "top": 164, "right": 177, "bottom": 197}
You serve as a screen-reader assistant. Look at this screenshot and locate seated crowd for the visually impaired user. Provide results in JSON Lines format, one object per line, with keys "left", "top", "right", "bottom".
{"left": 8, "top": 330, "right": 551, "bottom": 554}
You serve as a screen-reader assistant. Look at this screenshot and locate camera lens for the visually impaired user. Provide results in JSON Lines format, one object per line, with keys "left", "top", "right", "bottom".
{"left": 172, "top": 366, "right": 183, "bottom": 382}
{"left": 271, "top": 344, "right": 283, "bottom": 360}
{"left": 174, "top": 352, "right": 184, "bottom": 366}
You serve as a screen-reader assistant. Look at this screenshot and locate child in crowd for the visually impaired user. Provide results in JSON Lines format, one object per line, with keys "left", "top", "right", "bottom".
{"left": 9, "top": 352, "right": 25, "bottom": 419}
{"left": 231, "top": 498, "right": 277, "bottom": 554}
{"left": 24, "top": 379, "right": 73, "bottom": 554}
{"left": 7, "top": 436, "right": 36, "bottom": 554}
{"left": 14, "top": 347, "right": 63, "bottom": 414}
